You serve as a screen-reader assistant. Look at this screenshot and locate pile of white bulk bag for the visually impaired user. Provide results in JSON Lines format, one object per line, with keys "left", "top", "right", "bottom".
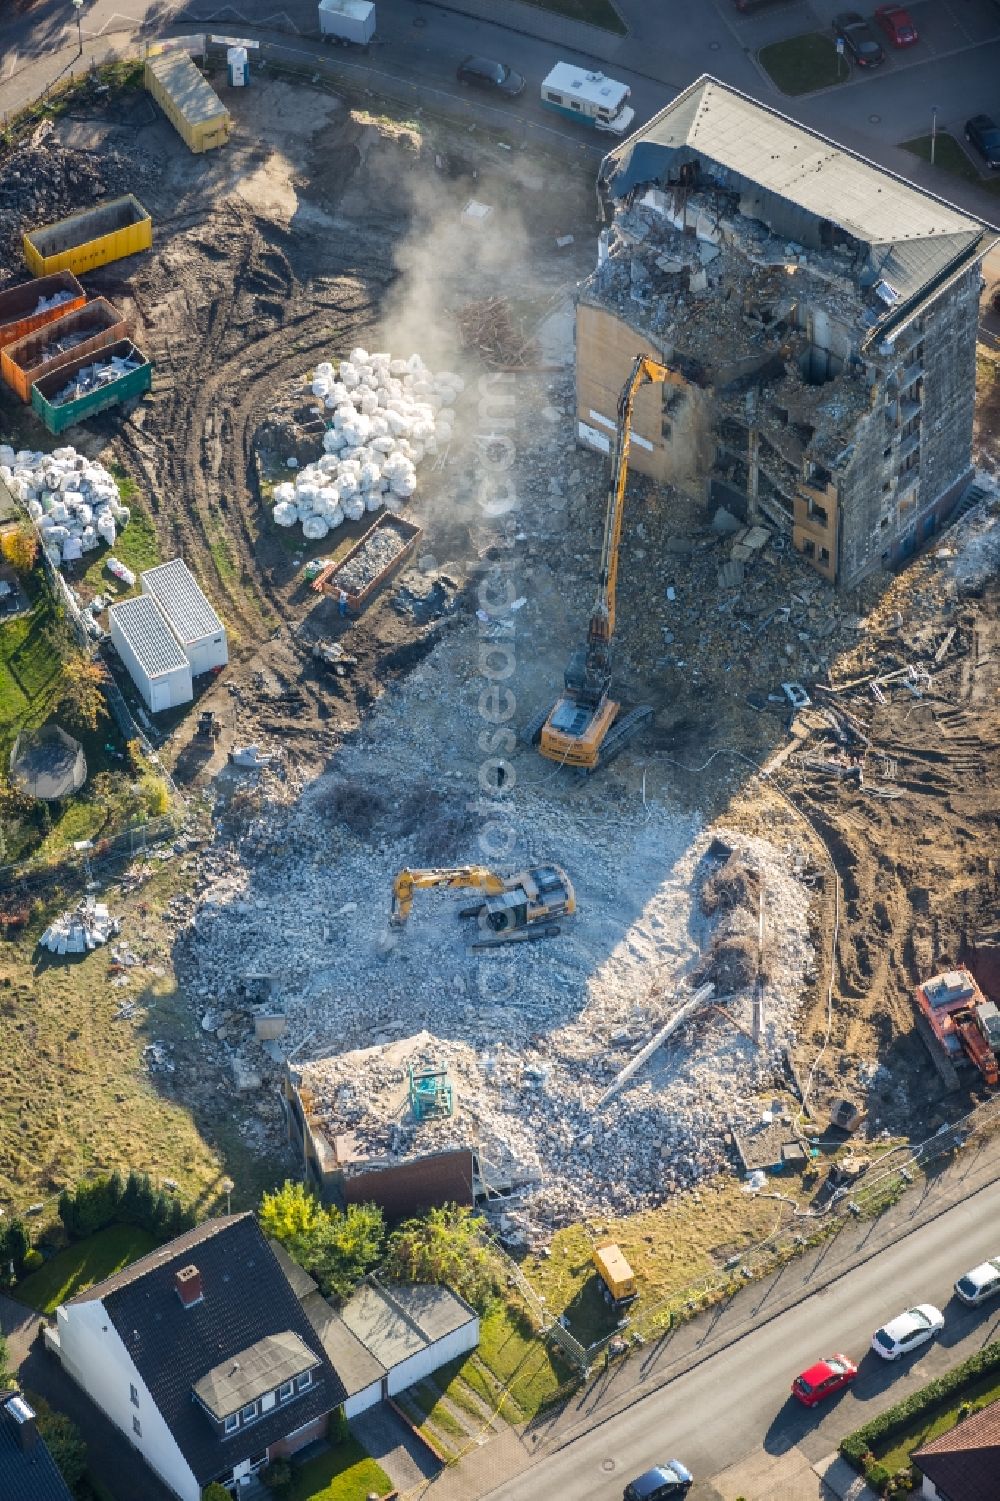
{"left": 0, "top": 445, "right": 130, "bottom": 571}
{"left": 277, "top": 349, "right": 463, "bottom": 542}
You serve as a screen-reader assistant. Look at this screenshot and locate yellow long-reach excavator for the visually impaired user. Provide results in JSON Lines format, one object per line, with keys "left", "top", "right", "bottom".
{"left": 524, "top": 353, "right": 683, "bottom": 770}
{"left": 388, "top": 864, "right": 575, "bottom": 949}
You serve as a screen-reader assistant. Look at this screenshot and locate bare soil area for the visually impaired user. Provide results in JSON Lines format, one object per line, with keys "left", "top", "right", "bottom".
{"left": 1, "top": 68, "right": 997, "bottom": 1237}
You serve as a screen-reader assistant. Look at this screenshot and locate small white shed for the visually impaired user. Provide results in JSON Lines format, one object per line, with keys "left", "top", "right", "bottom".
{"left": 141, "top": 559, "right": 228, "bottom": 677}
{"left": 109, "top": 594, "right": 193, "bottom": 713}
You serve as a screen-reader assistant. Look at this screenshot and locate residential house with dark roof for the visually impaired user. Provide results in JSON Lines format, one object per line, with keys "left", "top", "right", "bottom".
{"left": 0, "top": 1391, "right": 74, "bottom": 1501}
{"left": 51, "top": 1214, "right": 347, "bottom": 1501}
{"left": 912, "top": 1395, "right": 1000, "bottom": 1500}
{"left": 580, "top": 76, "right": 997, "bottom": 585}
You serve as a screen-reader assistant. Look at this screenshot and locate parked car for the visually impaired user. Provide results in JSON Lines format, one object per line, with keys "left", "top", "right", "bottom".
{"left": 874, "top": 5, "right": 919, "bottom": 46}
{"left": 871, "top": 1305, "right": 944, "bottom": 1360}
{"left": 732, "top": 0, "right": 791, "bottom": 12}
{"left": 456, "top": 56, "right": 525, "bottom": 98}
{"left": 623, "top": 1462, "right": 694, "bottom": 1500}
{"left": 833, "top": 12, "right": 886, "bottom": 67}
{"left": 954, "top": 1256, "right": 1000, "bottom": 1306}
{"left": 965, "top": 115, "right": 1000, "bottom": 170}
{"left": 791, "top": 1354, "right": 858, "bottom": 1407}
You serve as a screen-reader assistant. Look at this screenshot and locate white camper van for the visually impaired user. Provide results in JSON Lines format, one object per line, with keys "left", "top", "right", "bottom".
{"left": 541, "top": 64, "right": 634, "bottom": 135}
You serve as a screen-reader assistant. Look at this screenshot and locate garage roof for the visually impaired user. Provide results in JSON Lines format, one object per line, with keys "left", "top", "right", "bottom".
{"left": 142, "top": 558, "right": 223, "bottom": 644}
{"left": 300, "top": 1291, "right": 385, "bottom": 1397}
{"left": 339, "top": 1281, "right": 477, "bottom": 1372}
{"left": 109, "top": 594, "right": 189, "bottom": 678}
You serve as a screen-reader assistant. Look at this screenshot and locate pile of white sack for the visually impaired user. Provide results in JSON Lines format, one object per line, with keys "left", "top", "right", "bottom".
{"left": 271, "top": 349, "right": 462, "bottom": 541}
{"left": 0, "top": 444, "right": 128, "bottom": 568}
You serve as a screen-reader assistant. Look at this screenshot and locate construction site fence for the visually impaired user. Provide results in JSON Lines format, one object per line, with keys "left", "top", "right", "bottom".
{"left": 482, "top": 1093, "right": 1000, "bottom": 1377}
{"left": 0, "top": 812, "right": 179, "bottom": 895}
{"left": 589, "top": 1093, "right": 1000, "bottom": 1361}
{"left": 2, "top": 31, "right": 603, "bottom": 173}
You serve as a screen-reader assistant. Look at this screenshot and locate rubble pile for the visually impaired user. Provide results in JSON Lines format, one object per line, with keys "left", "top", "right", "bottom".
{"left": 586, "top": 185, "right": 870, "bottom": 470}
{"left": 0, "top": 445, "right": 128, "bottom": 567}
{"left": 177, "top": 700, "right": 815, "bottom": 1233}
{"left": 0, "top": 120, "right": 161, "bottom": 289}
{"left": 40, "top": 898, "right": 120, "bottom": 955}
{"left": 270, "top": 348, "right": 462, "bottom": 540}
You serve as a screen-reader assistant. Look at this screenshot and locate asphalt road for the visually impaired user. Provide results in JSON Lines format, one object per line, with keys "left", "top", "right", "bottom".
{"left": 486, "top": 1175, "right": 1000, "bottom": 1499}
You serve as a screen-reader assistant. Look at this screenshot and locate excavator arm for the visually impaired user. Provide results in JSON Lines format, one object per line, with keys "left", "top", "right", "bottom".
{"left": 390, "top": 866, "right": 506, "bottom": 927}
{"left": 589, "top": 352, "right": 684, "bottom": 648}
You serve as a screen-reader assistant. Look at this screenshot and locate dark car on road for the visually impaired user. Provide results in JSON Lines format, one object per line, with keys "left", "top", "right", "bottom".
{"left": 732, "top": 0, "right": 791, "bottom": 12}
{"left": 623, "top": 1463, "right": 693, "bottom": 1501}
{"left": 965, "top": 115, "right": 1000, "bottom": 169}
{"left": 833, "top": 12, "right": 886, "bottom": 67}
{"left": 456, "top": 56, "right": 525, "bottom": 97}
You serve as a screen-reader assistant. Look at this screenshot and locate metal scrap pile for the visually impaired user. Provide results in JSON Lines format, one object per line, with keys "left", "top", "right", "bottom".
{"left": 49, "top": 352, "right": 142, "bottom": 407}
{"left": 453, "top": 296, "right": 537, "bottom": 368}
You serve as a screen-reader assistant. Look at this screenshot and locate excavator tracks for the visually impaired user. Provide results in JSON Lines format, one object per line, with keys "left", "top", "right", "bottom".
{"left": 596, "top": 705, "right": 654, "bottom": 768}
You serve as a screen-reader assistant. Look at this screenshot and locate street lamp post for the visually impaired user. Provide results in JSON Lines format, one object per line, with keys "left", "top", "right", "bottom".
{"left": 931, "top": 106, "right": 939, "bottom": 166}
{"left": 72, "top": 0, "right": 83, "bottom": 58}
{"left": 221, "top": 1177, "right": 235, "bottom": 1216}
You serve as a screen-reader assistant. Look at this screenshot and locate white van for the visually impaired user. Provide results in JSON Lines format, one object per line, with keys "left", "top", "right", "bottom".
{"left": 541, "top": 63, "right": 635, "bottom": 135}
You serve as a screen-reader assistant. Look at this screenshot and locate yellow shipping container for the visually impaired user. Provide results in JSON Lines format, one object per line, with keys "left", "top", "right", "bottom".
{"left": 145, "top": 51, "right": 232, "bottom": 154}
{"left": 23, "top": 197, "right": 152, "bottom": 277}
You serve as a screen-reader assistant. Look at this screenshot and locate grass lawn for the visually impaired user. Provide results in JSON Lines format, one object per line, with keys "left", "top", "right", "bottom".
{"left": 283, "top": 1438, "right": 390, "bottom": 1501}
{"left": 446, "top": 1304, "right": 572, "bottom": 1421}
{"left": 758, "top": 34, "right": 848, "bottom": 95}
{"left": 79, "top": 498, "right": 161, "bottom": 602}
{"left": 523, "top": 1173, "right": 791, "bottom": 1344}
{"left": 0, "top": 856, "right": 287, "bottom": 1219}
{"left": 14, "top": 1224, "right": 158, "bottom": 1313}
{"left": 873, "top": 1368, "right": 1000, "bottom": 1473}
{"left": 0, "top": 576, "right": 61, "bottom": 761}
{"left": 521, "top": 0, "right": 626, "bottom": 34}
{"left": 901, "top": 133, "right": 1000, "bottom": 195}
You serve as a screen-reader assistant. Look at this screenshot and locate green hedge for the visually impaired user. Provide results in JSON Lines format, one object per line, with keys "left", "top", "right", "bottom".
{"left": 841, "top": 1337, "right": 1000, "bottom": 1470}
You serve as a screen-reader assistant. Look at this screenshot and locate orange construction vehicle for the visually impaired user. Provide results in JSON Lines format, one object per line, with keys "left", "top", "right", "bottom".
{"left": 915, "top": 966, "right": 1000, "bottom": 1087}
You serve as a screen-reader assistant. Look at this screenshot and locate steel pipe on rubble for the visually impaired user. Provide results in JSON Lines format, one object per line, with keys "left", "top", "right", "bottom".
{"left": 598, "top": 982, "right": 715, "bottom": 1107}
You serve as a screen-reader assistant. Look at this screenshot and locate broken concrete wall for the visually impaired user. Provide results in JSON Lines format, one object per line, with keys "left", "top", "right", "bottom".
{"left": 907, "top": 262, "right": 980, "bottom": 527}
{"left": 575, "top": 299, "right": 715, "bottom": 496}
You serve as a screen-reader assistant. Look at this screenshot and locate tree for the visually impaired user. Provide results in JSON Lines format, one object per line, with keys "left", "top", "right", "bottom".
{"left": 384, "top": 1205, "right": 497, "bottom": 1313}
{"left": 305, "top": 1204, "right": 384, "bottom": 1305}
{"left": 0, "top": 1332, "right": 12, "bottom": 1392}
{"left": 56, "top": 650, "right": 107, "bottom": 733}
{"left": 0, "top": 522, "right": 38, "bottom": 574}
{"left": 0, "top": 1219, "right": 30, "bottom": 1281}
{"left": 32, "top": 1402, "right": 87, "bottom": 1491}
{"left": 259, "top": 1180, "right": 323, "bottom": 1265}
{"left": 259, "top": 1183, "right": 383, "bottom": 1303}
{"left": 202, "top": 1485, "right": 232, "bottom": 1501}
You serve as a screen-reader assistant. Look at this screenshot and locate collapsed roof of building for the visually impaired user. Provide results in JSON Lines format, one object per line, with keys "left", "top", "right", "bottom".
{"left": 584, "top": 77, "right": 994, "bottom": 479}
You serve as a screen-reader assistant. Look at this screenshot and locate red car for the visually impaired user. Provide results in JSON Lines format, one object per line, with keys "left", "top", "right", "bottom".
{"left": 874, "top": 4, "right": 919, "bottom": 46}
{"left": 791, "top": 1354, "right": 858, "bottom": 1407}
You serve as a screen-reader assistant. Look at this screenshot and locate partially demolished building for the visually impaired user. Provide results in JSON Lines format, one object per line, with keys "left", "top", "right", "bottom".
{"left": 578, "top": 77, "right": 996, "bottom": 585}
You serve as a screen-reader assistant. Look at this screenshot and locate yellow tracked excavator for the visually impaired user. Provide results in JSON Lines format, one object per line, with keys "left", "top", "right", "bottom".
{"left": 388, "top": 864, "right": 575, "bottom": 949}
{"left": 524, "top": 353, "right": 683, "bottom": 770}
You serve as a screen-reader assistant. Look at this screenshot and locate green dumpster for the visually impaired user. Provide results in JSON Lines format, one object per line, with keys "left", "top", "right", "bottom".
{"left": 31, "top": 338, "right": 152, "bottom": 434}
